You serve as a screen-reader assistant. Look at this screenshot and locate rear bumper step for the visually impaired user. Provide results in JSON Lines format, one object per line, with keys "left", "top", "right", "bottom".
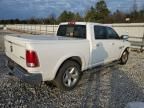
{"left": 8, "top": 59, "right": 42, "bottom": 85}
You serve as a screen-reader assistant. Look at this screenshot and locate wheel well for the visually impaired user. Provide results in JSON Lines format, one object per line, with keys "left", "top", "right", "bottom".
{"left": 60, "top": 56, "right": 82, "bottom": 70}
{"left": 119, "top": 47, "right": 129, "bottom": 59}
{"left": 125, "top": 47, "right": 130, "bottom": 53}
{"left": 54, "top": 56, "right": 82, "bottom": 79}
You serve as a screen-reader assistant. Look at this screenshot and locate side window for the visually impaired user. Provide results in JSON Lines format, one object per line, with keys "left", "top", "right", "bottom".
{"left": 57, "top": 25, "right": 67, "bottom": 36}
{"left": 94, "top": 26, "right": 107, "bottom": 39}
{"left": 73, "top": 25, "right": 86, "bottom": 39}
{"left": 106, "top": 27, "right": 119, "bottom": 39}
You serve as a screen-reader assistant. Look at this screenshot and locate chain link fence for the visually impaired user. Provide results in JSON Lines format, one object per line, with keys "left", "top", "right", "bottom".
{"left": 6, "top": 24, "right": 59, "bottom": 35}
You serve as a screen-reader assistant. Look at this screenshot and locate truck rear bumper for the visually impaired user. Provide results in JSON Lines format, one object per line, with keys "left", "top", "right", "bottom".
{"left": 7, "top": 58, "right": 42, "bottom": 85}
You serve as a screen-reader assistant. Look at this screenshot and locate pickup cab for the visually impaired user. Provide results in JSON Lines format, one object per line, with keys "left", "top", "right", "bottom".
{"left": 5, "top": 22, "right": 130, "bottom": 90}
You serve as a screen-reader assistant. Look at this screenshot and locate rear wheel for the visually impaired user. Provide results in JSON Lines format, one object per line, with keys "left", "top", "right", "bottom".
{"left": 54, "top": 60, "right": 81, "bottom": 91}
{"left": 120, "top": 50, "right": 129, "bottom": 65}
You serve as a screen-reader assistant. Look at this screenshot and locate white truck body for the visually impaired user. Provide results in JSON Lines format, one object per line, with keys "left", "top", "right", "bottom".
{"left": 5, "top": 22, "right": 130, "bottom": 88}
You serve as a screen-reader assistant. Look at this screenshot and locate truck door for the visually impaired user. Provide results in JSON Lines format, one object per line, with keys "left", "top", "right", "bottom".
{"left": 91, "top": 25, "right": 112, "bottom": 67}
{"left": 106, "top": 27, "right": 123, "bottom": 60}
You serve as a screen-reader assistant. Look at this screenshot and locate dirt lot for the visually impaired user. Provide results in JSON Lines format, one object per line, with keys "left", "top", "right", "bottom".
{"left": 0, "top": 30, "right": 144, "bottom": 108}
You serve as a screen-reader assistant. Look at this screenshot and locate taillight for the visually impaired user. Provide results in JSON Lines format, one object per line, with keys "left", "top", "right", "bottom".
{"left": 26, "top": 50, "right": 39, "bottom": 67}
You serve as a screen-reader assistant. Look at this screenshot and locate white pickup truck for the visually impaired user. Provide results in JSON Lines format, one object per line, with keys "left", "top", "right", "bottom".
{"left": 5, "top": 22, "right": 130, "bottom": 90}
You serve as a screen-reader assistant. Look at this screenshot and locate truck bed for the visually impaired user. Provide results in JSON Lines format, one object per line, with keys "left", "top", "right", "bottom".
{"left": 5, "top": 34, "right": 90, "bottom": 81}
{"left": 7, "top": 34, "right": 81, "bottom": 42}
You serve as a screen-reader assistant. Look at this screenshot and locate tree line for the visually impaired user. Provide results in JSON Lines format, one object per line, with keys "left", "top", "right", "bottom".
{"left": 0, "top": 0, "right": 144, "bottom": 24}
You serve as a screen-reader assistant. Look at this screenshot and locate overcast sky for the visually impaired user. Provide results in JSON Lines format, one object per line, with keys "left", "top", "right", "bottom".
{"left": 0, "top": 0, "right": 143, "bottom": 19}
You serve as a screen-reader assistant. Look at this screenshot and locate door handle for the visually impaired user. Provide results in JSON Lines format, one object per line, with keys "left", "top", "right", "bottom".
{"left": 119, "top": 46, "right": 124, "bottom": 49}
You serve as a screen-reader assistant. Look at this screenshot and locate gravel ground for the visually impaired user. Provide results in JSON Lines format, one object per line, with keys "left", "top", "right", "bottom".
{"left": 0, "top": 30, "right": 144, "bottom": 108}
{"left": 0, "top": 51, "right": 144, "bottom": 108}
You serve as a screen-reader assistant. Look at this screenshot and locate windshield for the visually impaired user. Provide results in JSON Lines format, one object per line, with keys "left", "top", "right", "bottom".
{"left": 57, "top": 25, "right": 86, "bottom": 39}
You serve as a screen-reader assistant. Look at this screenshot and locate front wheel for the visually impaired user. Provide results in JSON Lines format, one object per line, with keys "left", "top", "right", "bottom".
{"left": 54, "top": 60, "right": 81, "bottom": 91}
{"left": 120, "top": 50, "right": 129, "bottom": 65}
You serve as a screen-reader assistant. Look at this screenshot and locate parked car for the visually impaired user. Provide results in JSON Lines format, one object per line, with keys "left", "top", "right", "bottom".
{"left": 5, "top": 22, "right": 130, "bottom": 90}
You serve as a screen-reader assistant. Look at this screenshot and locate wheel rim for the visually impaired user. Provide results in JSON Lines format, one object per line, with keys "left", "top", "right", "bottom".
{"left": 122, "top": 52, "right": 128, "bottom": 62}
{"left": 63, "top": 67, "right": 79, "bottom": 87}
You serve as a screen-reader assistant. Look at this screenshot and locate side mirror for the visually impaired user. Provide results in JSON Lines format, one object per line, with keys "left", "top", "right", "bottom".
{"left": 121, "top": 35, "right": 129, "bottom": 40}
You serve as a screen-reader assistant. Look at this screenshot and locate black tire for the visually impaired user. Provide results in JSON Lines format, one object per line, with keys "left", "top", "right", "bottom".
{"left": 54, "top": 60, "right": 81, "bottom": 91}
{"left": 120, "top": 50, "right": 129, "bottom": 65}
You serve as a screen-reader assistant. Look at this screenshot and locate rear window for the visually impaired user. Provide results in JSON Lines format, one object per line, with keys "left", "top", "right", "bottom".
{"left": 57, "top": 25, "right": 86, "bottom": 39}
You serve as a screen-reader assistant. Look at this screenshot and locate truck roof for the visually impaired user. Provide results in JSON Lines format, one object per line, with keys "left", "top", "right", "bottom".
{"left": 60, "top": 22, "right": 112, "bottom": 27}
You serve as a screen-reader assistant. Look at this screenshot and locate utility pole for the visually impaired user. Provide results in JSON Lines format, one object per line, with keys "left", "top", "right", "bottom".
{"left": 133, "top": 0, "right": 137, "bottom": 12}
{"left": 132, "top": 0, "right": 138, "bottom": 20}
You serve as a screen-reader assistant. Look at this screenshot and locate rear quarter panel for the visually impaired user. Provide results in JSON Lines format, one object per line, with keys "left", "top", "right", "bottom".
{"left": 27, "top": 40, "right": 90, "bottom": 81}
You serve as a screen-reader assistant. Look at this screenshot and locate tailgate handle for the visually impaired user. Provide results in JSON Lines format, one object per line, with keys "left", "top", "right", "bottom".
{"left": 10, "top": 46, "right": 13, "bottom": 52}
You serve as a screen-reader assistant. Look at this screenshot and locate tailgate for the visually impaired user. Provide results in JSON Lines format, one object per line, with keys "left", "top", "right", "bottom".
{"left": 5, "top": 35, "right": 27, "bottom": 69}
